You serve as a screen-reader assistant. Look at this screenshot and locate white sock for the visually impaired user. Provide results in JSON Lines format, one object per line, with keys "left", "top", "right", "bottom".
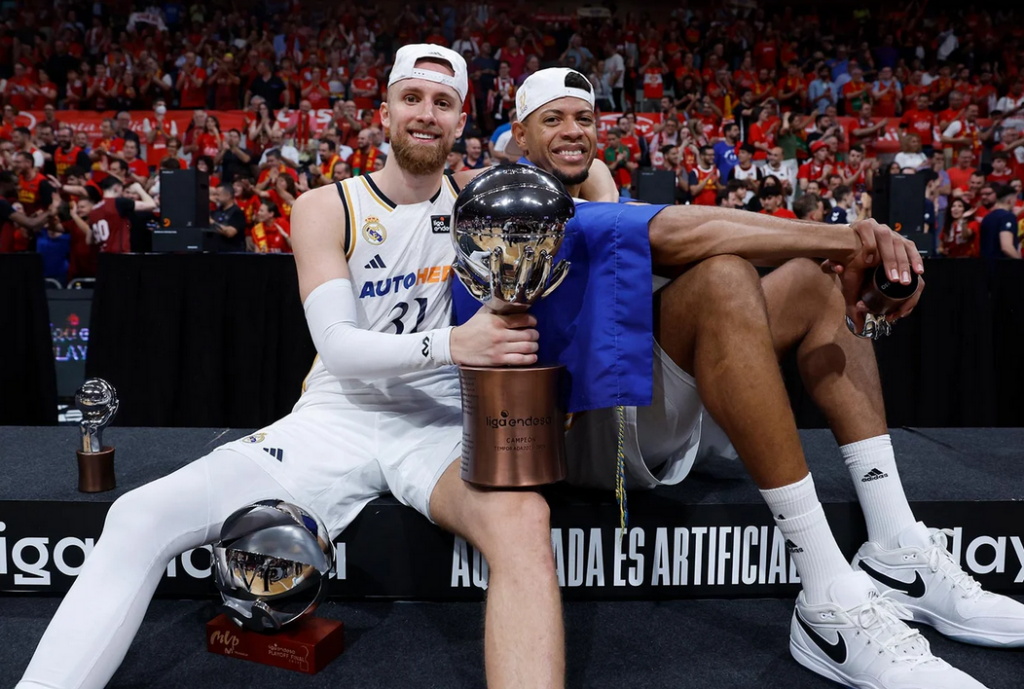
{"left": 841, "top": 435, "right": 917, "bottom": 550}
{"left": 760, "top": 475, "right": 853, "bottom": 605}
{"left": 759, "top": 473, "right": 819, "bottom": 521}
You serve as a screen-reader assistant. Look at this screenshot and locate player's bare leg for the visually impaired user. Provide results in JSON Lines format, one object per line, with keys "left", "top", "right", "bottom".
{"left": 429, "top": 461, "right": 563, "bottom": 689}
{"left": 761, "top": 258, "right": 1024, "bottom": 657}
{"left": 760, "top": 258, "right": 887, "bottom": 445}
{"left": 654, "top": 255, "right": 808, "bottom": 490}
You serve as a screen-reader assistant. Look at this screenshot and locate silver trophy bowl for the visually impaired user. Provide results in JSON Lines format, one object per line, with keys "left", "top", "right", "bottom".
{"left": 75, "top": 378, "right": 119, "bottom": 453}
{"left": 451, "top": 164, "right": 574, "bottom": 313}
{"left": 213, "top": 500, "right": 335, "bottom": 633}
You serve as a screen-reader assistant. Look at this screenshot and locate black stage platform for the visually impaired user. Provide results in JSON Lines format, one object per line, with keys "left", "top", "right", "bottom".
{"left": 2, "top": 427, "right": 1022, "bottom": 688}
{"left": 2, "top": 427, "right": 1023, "bottom": 600}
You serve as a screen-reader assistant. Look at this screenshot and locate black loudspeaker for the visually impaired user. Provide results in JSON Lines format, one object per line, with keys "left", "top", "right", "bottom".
{"left": 888, "top": 173, "right": 930, "bottom": 254}
{"left": 160, "top": 168, "right": 210, "bottom": 227}
{"left": 636, "top": 169, "right": 676, "bottom": 205}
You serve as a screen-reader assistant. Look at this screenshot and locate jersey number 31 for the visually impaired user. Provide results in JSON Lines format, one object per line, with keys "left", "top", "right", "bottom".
{"left": 388, "top": 298, "right": 428, "bottom": 334}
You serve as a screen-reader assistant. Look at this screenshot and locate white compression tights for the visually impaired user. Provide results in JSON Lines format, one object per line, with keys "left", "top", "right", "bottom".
{"left": 17, "top": 449, "right": 294, "bottom": 689}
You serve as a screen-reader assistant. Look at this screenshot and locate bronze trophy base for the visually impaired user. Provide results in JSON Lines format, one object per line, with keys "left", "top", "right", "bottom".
{"left": 207, "top": 614, "right": 344, "bottom": 674}
{"left": 77, "top": 447, "right": 116, "bottom": 493}
{"left": 459, "top": 365, "right": 566, "bottom": 487}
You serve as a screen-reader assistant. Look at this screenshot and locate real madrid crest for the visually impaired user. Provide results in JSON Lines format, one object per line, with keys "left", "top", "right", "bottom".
{"left": 241, "top": 432, "right": 267, "bottom": 444}
{"left": 362, "top": 216, "right": 387, "bottom": 245}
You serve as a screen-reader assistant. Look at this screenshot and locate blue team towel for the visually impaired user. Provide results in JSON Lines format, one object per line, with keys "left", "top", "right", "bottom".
{"left": 451, "top": 189, "right": 668, "bottom": 413}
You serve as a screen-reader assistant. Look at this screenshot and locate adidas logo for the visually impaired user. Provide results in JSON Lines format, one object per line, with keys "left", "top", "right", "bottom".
{"left": 263, "top": 447, "right": 285, "bottom": 462}
{"left": 364, "top": 254, "right": 387, "bottom": 269}
{"left": 861, "top": 468, "right": 889, "bottom": 482}
{"left": 785, "top": 539, "right": 804, "bottom": 554}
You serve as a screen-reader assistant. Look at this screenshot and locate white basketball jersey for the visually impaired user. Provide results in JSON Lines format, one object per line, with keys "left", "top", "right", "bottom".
{"left": 298, "top": 173, "right": 462, "bottom": 403}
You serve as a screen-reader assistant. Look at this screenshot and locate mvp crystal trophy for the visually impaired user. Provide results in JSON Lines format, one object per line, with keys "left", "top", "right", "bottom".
{"left": 209, "top": 500, "right": 344, "bottom": 674}
{"left": 75, "top": 378, "right": 119, "bottom": 492}
{"left": 451, "top": 164, "right": 574, "bottom": 487}
{"left": 846, "top": 264, "right": 923, "bottom": 340}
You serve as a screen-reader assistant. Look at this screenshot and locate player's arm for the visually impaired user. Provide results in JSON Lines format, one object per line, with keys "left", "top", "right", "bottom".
{"left": 578, "top": 158, "right": 618, "bottom": 201}
{"left": 648, "top": 207, "right": 924, "bottom": 325}
{"left": 648, "top": 205, "right": 922, "bottom": 282}
{"left": 290, "top": 188, "right": 539, "bottom": 379}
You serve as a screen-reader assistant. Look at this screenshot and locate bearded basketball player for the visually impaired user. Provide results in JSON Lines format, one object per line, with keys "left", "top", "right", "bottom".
{"left": 18, "top": 45, "right": 567, "bottom": 689}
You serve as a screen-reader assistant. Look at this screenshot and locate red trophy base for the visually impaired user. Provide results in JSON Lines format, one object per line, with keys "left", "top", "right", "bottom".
{"left": 206, "top": 614, "right": 344, "bottom": 674}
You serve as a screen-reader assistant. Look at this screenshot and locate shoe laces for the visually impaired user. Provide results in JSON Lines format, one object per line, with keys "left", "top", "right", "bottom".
{"left": 852, "top": 594, "right": 940, "bottom": 668}
{"left": 924, "top": 529, "right": 985, "bottom": 600}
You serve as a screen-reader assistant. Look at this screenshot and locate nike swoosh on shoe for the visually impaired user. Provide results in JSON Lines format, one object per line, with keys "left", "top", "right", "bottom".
{"left": 796, "top": 613, "right": 848, "bottom": 664}
{"left": 859, "top": 561, "right": 927, "bottom": 598}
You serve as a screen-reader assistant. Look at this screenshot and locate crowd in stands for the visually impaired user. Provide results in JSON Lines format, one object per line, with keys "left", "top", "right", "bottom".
{"left": 2, "top": 0, "right": 1024, "bottom": 285}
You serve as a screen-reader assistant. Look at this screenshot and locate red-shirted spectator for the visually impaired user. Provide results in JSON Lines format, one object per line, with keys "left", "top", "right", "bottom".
{"left": 946, "top": 148, "right": 977, "bottom": 192}
{"left": 940, "top": 197, "right": 980, "bottom": 257}
{"left": 689, "top": 145, "right": 720, "bottom": 205}
{"left": 176, "top": 52, "right": 208, "bottom": 109}
{"left": 87, "top": 63, "right": 115, "bottom": 111}
{"left": 798, "top": 139, "right": 833, "bottom": 191}
{"left": 350, "top": 64, "right": 379, "bottom": 112}
{"left": 900, "top": 93, "right": 937, "bottom": 148}
{"left": 119, "top": 139, "right": 150, "bottom": 186}
{"left": 251, "top": 201, "right": 292, "bottom": 253}
{"left": 989, "top": 152, "right": 1017, "bottom": 185}
{"left": 748, "top": 107, "right": 778, "bottom": 161}
{"left": 53, "top": 126, "right": 92, "bottom": 181}
{"left": 211, "top": 55, "right": 242, "bottom": 110}
{"left": 871, "top": 66, "right": 901, "bottom": 118}
{"left": 4, "top": 63, "right": 34, "bottom": 111}
{"left": 31, "top": 69, "right": 58, "bottom": 110}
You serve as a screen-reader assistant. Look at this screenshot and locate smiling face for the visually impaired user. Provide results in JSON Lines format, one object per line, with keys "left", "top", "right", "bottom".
{"left": 514, "top": 96, "right": 597, "bottom": 188}
{"left": 381, "top": 60, "right": 466, "bottom": 177}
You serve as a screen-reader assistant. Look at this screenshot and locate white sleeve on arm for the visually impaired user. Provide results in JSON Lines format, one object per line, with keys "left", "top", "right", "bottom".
{"left": 303, "top": 278, "right": 454, "bottom": 379}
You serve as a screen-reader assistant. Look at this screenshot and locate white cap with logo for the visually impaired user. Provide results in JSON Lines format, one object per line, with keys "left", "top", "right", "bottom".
{"left": 516, "top": 68, "right": 596, "bottom": 122}
{"left": 388, "top": 44, "right": 468, "bottom": 102}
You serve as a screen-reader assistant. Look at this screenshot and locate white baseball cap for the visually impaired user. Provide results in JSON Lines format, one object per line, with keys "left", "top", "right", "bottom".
{"left": 387, "top": 44, "right": 468, "bottom": 102}
{"left": 516, "top": 68, "right": 596, "bottom": 122}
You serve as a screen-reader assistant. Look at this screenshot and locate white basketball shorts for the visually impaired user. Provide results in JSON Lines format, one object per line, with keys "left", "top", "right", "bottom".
{"left": 566, "top": 341, "right": 730, "bottom": 490}
{"left": 216, "top": 386, "right": 462, "bottom": 537}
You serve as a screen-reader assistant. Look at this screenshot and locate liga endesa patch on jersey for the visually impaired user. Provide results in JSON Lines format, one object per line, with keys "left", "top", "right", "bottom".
{"left": 430, "top": 215, "right": 450, "bottom": 233}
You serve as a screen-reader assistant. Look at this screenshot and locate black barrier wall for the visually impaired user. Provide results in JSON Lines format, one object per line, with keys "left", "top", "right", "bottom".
{"left": 0, "top": 254, "right": 57, "bottom": 425}
{"left": 79, "top": 254, "right": 1024, "bottom": 429}
{"left": 2, "top": 499, "right": 1022, "bottom": 600}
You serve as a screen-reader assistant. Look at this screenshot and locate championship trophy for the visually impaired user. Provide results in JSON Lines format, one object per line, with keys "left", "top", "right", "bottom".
{"left": 208, "top": 500, "right": 344, "bottom": 674}
{"left": 846, "top": 264, "right": 922, "bottom": 339}
{"left": 75, "top": 378, "right": 119, "bottom": 493}
{"left": 451, "top": 165, "right": 574, "bottom": 487}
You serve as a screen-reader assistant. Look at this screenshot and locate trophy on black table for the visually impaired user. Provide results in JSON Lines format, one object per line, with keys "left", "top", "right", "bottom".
{"left": 75, "top": 378, "right": 118, "bottom": 493}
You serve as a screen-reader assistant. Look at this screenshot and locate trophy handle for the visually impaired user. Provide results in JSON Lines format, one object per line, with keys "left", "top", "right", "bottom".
{"left": 488, "top": 246, "right": 505, "bottom": 303}
{"left": 512, "top": 245, "right": 537, "bottom": 303}
{"left": 453, "top": 261, "right": 491, "bottom": 301}
{"left": 524, "top": 250, "right": 552, "bottom": 302}
{"left": 539, "top": 259, "right": 571, "bottom": 299}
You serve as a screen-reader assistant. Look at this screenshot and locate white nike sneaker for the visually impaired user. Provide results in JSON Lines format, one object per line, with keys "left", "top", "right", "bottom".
{"left": 853, "top": 521, "right": 1024, "bottom": 648}
{"left": 790, "top": 571, "right": 989, "bottom": 689}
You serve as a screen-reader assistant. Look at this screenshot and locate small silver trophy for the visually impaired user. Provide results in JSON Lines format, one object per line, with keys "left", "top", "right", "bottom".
{"left": 450, "top": 164, "right": 575, "bottom": 487}
{"left": 75, "top": 378, "right": 119, "bottom": 492}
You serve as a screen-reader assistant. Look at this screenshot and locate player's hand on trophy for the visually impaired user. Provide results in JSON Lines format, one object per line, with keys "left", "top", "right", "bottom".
{"left": 450, "top": 305, "right": 540, "bottom": 367}
{"left": 823, "top": 218, "right": 925, "bottom": 329}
